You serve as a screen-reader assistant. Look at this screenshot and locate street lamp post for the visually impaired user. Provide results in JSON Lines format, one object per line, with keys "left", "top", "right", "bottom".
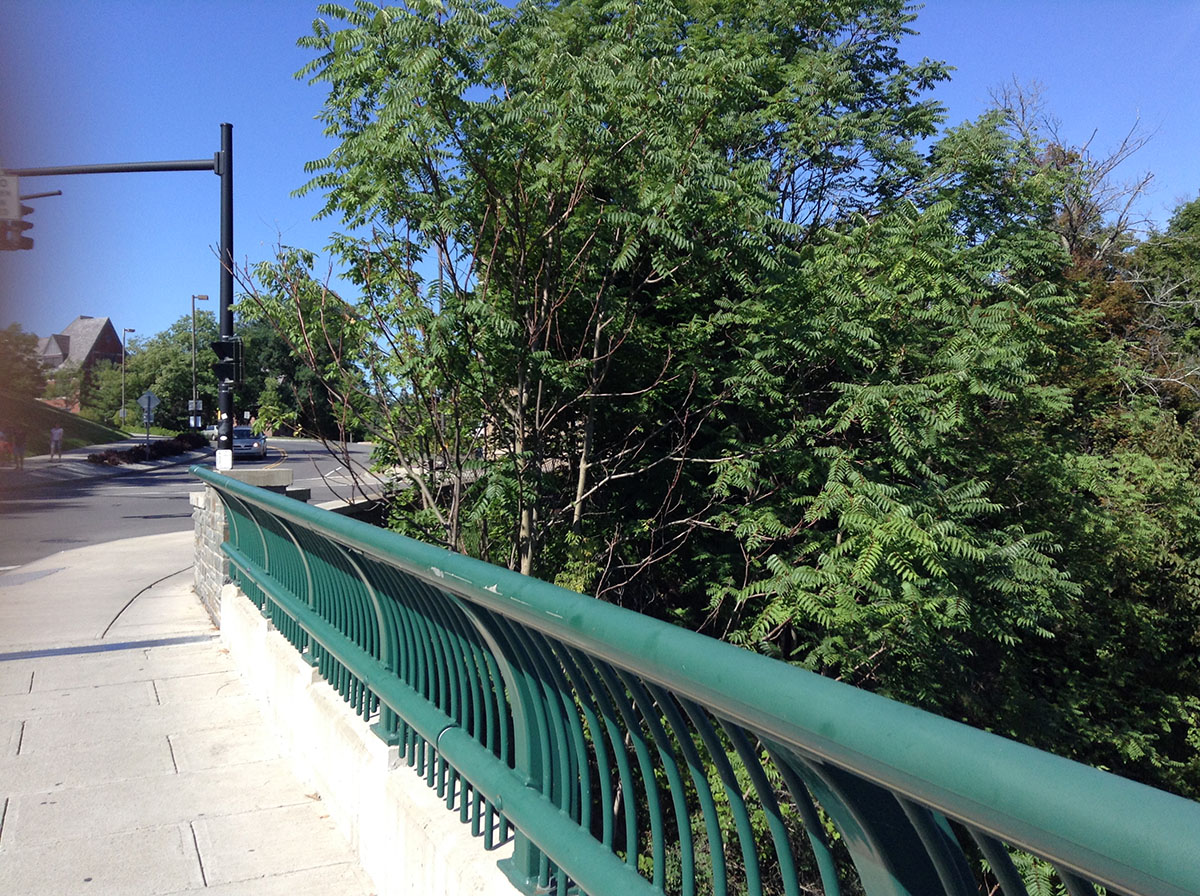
{"left": 121, "top": 327, "right": 135, "bottom": 428}
{"left": 191, "top": 294, "right": 209, "bottom": 428}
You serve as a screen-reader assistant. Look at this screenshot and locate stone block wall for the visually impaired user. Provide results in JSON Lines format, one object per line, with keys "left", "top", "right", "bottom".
{"left": 191, "top": 470, "right": 305, "bottom": 625}
{"left": 191, "top": 486, "right": 229, "bottom": 624}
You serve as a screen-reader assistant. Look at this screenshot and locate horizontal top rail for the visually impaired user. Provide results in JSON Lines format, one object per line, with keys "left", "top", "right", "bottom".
{"left": 195, "top": 466, "right": 1200, "bottom": 896}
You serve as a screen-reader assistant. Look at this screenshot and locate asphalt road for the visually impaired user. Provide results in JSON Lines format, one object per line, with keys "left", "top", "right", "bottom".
{"left": 261, "top": 437, "right": 381, "bottom": 506}
{"left": 0, "top": 438, "right": 381, "bottom": 569}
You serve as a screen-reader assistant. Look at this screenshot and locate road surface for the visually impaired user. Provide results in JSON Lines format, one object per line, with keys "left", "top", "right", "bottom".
{"left": 0, "top": 438, "right": 380, "bottom": 569}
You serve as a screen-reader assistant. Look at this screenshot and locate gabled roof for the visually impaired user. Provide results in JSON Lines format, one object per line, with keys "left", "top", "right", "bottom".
{"left": 39, "top": 316, "right": 124, "bottom": 370}
{"left": 59, "top": 316, "right": 113, "bottom": 366}
{"left": 37, "top": 334, "right": 70, "bottom": 366}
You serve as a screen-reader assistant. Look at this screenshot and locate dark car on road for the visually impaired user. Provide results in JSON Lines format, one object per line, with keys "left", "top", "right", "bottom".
{"left": 232, "top": 426, "right": 267, "bottom": 459}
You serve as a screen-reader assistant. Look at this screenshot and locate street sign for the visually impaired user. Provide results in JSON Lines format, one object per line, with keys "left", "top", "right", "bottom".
{"left": 136, "top": 390, "right": 161, "bottom": 411}
{"left": 0, "top": 174, "right": 19, "bottom": 220}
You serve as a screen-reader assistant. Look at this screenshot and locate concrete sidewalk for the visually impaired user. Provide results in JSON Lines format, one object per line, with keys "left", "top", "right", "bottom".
{"left": 0, "top": 530, "right": 376, "bottom": 895}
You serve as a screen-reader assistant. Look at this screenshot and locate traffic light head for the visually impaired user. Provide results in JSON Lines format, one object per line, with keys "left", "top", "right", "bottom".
{"left": 12, "top": 204, "right": 33, "bottom": 250}
{"left": 2, "top": 203, "right": 33, "bottom": 251}
{"left": 210, "top": 337, "right": 244, "bottom": 385}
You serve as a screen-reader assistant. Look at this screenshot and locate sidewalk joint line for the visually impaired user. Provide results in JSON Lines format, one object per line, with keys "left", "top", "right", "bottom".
{"left": 190, "top": 821, "right": 209, "bottom": 887}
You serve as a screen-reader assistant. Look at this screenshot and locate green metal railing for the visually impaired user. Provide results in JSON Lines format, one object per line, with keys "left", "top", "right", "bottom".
{"left": 193, "top": 467, "right": 1200, "bottom": 896}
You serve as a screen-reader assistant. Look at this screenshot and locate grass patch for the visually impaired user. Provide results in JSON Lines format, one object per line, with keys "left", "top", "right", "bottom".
{"left": 0, "top": 391, "right": 126, "bottom": 455}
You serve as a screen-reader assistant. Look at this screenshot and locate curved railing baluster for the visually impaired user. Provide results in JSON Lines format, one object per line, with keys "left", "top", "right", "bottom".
{"left": 969, "top": 828, "right": 1031, "bottom": 896}
{"left": 623, "top": 675, "right": 697, "bottom": 896}
{"left": 648, "top": 682, "right": 729, "bottom": 896}
{"left": 721, "top": 723, "right": 802, "bottom": 896}
{"left": 895, "top": 795, "right": 978, "bottom": 896}
{"left": 570, "top": 649, "right": 641, "bottom": 872}
{"left": 1059, "top": 868, "right": 1101, "bottom": 896}
{"left": 592, "top": 661, "right": 667, "bottom": 891}
{"left": 761, "top": 737, "right": 843, "bottom": 896}
{"left": 680, "top": 697, "right": 764, "bottom": 895}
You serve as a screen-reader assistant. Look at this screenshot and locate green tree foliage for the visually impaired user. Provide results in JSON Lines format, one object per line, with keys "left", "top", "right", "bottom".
{"left": 256, "top": 0, "right": 948, "bottom": 583}
{"left": 43, "top": 360, "right": 85, "bottom": 408}
{"left": 85, "top": 314, "right": 220, "bottom": 430}
{"left": 706, "top": 197, "right": 1085, "bottom": 697}
{"left": 75, "top": 360, "right": 124, "bottom": 425}
{"left": 1127, "top": 196, "right": 1200, "bottom": 412}
{"left": 248, "top": 0, "right": 1200, "bottom": 802}
{"left": 238, "top": 256, "right": 373, "bottom": 444}
{"left": 80, "top": 309, "right": 346, "bottom": 437}
{"left": 0, "top": 323, "right": 47, "bottom": 401}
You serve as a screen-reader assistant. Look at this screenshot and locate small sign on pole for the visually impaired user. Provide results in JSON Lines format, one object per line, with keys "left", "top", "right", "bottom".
{"left": 136, "top": 391, "right": 160, "bottom": 459}
{"left": 0, "top": 174, "right": 19, "bottom": 220}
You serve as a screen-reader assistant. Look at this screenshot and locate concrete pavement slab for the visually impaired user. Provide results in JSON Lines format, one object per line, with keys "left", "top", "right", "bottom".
{"left": 15, "top": 639, "right": 231, "bottom": 693}
{"left": 192, "top": 801, "right": 364, "bottom": 886}
{"left": 0, "top": 677, "right": 160, "bottom": 719}
{"left": 1, "top": 718, "right": 19, "bottom": 758}
{"left": 105, "top": 576, "right": 214, "bottom": 642}
{"left": 0, "top": 731, "right": 177, "bottom": 794}
{"left": 168, "top": 721, "right": 286, "bottom": 773}
{"left": 161, "top": 862, "right": 375, "bottom": 896}
{"left": 153, "top": 668, "right": 247, "bottom": 705}
{"left": 0, "top": 530, "right": 197, "bottom": 651}
{"left": 0, "top": 664, "right": 32, "bottom": 696}
{"left": 0, "top": 822, "right": 205, "bottom": 896}
{"left": 0, "top": 531, "right": 375, "bottom": 895}
{"left": 2, "top": 759, "right": 316, "bottom": 848}
{"left": 17, "top": 693, "right": 266, "bottom": 753}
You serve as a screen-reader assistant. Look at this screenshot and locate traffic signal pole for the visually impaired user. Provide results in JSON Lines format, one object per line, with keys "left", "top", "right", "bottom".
{"left": 5, "top": 123, "right": 238, "bottom": 468}
{"left": 216, "top": 123, "right": 235, "bottom": 471}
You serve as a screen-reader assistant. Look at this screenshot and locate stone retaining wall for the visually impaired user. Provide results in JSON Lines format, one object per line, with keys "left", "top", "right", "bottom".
{"left": 190, "top": 468, "right": 304, "bottom": 625}
{"left": 190, "top": 485, "right": 228, "bottom": 624}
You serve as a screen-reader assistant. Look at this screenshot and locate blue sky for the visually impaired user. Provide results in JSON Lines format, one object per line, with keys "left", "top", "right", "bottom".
{"left": 2, "top": 0, "right": 1198, "bottom": 345}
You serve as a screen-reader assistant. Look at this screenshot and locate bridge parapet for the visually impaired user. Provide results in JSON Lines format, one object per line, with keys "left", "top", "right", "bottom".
{"left": 193, "top": 466, "right": 1200, "bottom": 896}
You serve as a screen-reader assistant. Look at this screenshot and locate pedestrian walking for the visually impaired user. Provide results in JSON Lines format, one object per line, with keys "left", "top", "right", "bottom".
{"left": 11, "top": 427, "right": 27, "bottom": 470}
{"left": 50, "top": 425, "right": 64, "bottom": 460}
